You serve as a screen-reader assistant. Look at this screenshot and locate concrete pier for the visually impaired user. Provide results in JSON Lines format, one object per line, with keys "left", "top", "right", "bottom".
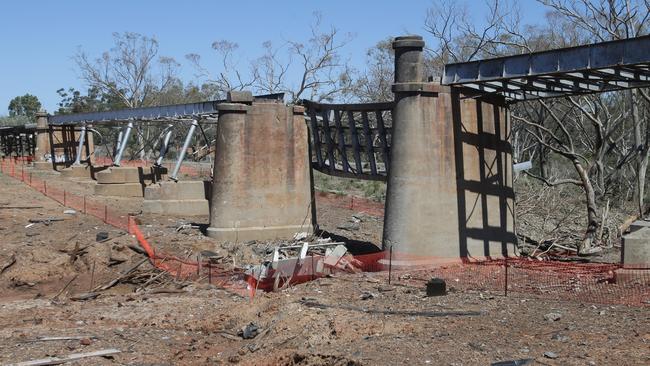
{"left": 32, "top": 110, "right": 52, "bottom": 170}
{"left": 206, "top": 96, "right": 314, "bottom": 242}
{"left": 382, "top": 35, "right": 516, "bottom": 261}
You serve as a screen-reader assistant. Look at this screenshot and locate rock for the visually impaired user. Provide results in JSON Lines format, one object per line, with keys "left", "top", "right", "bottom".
{"left": 96, "top": 232, "right": 109, "bottom": 242}
{"left": 337, "top": 221, "right": 360, "bottom": 231}
{"left": 239, "top": 323, "right": 259, "bottom": 339}
{"left": 551, "top": 333, "right": 569, "bottom": 342}
{"left": 63, "top": 209, "right": 77, "bottom": 215}
{"left": 79, "top": 338, "right": 92, "bottom": 346}
{"left": 544, "top": 312, "right": 561, "bottom": 322}
{"left": 360, "top": 292, "right": 376, "bottom": 300}
{"left": 543, "top": 351, "right": 559, "bottom": 359}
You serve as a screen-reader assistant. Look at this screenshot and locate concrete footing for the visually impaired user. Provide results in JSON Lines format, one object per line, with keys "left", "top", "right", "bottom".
{"left": 32, "top": 161, "right": 53, "bottom": 171}
{"left": 60, "top": 164, "right": 93, "bottom": 179}
{"left": 622, "top": 226, "right": 650, "bottom": 269}
{"left": 94, "top": 167, "right": 145, "bottom": 197}
{"left": 206, "top": 97, "right": 314, "bottom": 242}
{"left": 143, "top": 180, "right": 209, "bottom": 216}
{"left": 614, "top": 269, "right": 650, "bottom": 285}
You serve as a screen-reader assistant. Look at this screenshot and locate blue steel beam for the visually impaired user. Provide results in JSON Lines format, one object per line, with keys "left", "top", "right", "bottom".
{"left": 48, "top": 93, "right": 284, "bottom": 125}
{"left": 442, "top": 35, "right": 650, "bottom": 101}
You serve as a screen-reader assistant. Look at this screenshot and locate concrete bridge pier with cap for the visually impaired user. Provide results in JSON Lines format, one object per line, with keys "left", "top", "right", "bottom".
{"left": 32, "top": 110, "right": 52, "bottom": 170}
{"left": 382, "top": 35, "right": 516, "bottom": 263}
{"left": 206, "top": 92, "right": 315, "bottom": 242}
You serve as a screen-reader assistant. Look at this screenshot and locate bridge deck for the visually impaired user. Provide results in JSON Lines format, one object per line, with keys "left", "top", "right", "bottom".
{"left": 442, "top": 35, "right": 650, "bottom": 101}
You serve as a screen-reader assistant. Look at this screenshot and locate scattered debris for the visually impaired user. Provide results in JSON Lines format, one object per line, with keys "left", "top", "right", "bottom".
{"left": 28, "top": 217, "right": 64, "bottom": 225}
{"left": 544, "top": 312, "right": 562, "bottom": 322}
{"left": 9, "top": 348, "right": 120, "bottom": 366}
{"left": 359, "top": 291, "right": 376, "bottom": 300}
{"left": 63, "top": 209, "right": 76, "bottom": 215}
{"left": 69, "top": 292, "right": 100, "bottom": 301}
{"left": 23, "top": 336, "right": 98, "bottom": 343}
{"left": 491, "top": 359, "right": 533, "bottom": 366}
{"left": 543, "top": 351, "right": 559, "bottom": 359}
{"left": 299, "top": 299, "right": 483, "bottom": 317}
{"left": 0, "top": 205, "right": 43, "bottom": 209}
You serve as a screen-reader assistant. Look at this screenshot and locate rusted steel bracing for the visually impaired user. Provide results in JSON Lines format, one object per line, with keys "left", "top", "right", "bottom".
{"left": 0, "top": 124, "right": 36, "bottom": 158}
{"left": 302, "top": 100, "right": 393, "bottom": 181}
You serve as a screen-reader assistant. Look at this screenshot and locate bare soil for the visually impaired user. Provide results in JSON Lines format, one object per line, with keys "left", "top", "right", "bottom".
{"left": 1, "top": 171, "right": 649, "bottom": 366}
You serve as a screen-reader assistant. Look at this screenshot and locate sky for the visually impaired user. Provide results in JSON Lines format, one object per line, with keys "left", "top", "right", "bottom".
{"left": 0, "top": 0, "right": 548, "bottom": 113}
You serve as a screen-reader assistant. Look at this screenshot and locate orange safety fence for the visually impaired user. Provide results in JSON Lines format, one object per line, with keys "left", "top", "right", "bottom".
{"left": 1, "top": 158, "right": 649, "bottom": 305}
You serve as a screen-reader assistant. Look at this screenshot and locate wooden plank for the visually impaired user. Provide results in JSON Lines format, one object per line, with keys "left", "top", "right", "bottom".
{"left": 9, "top": 348, "right": 121, "bottom": 366}
{"left": 346, "top": 111, "right": 363, "bottom": 174}
{"left": 375, "top": 110, "right": 390, "bottom": 172}
{"left": 333, "top": 110, "right": 350, "bottom": 173}
{"left": 320, "top": 110, "right": 336, "bottom": 174}
{"left": 361, "top": 111, "right": 377, "bottom": 175}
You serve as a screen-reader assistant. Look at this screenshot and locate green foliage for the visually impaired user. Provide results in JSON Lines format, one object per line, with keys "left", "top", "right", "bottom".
{"left": 0, "top": 115, "right": 31, "bottom": 127}
{"left": 8, "top": 94, "right": 41, "bottom": 120}
{"left": 55, "top": 87, "right": 125, "bottom": 115}
{"left": 313, "top": 170, "right": 386, "bottom": 202}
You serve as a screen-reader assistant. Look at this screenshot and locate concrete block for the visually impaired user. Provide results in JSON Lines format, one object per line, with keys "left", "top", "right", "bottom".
{"left": 96, "top": 167, "right": 143, "bottom": 184}
{"left": 143, "top": 199, "right": 209, "bottom": 216}
{"left": 32, "top": 161, "right": 53, "bottom": 171}
{"left": 622, "top": 227, "right": 650, "bottom": 269}
{"left": 60, "top": 165, "right": 92, "bottom": 179}
{"left": 629, "top": 220, "right": 650, "bottom": 233}
{"left": 94, "top": 182, "right": 143, "bottom": 197}
{"left": 227, "top": 90, "right": 253, "bottom": 103}
{"left": 143, "top": 180, "right": 209, "bottom": 216}
{"left": 144, "top": 180, "right": 207, "bottom": 200}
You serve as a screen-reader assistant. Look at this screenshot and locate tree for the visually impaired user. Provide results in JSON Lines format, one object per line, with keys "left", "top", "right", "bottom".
{"left": 75, "top": 32, "right": 180, "bottom": 160}
{"left": 347, "top": 39, "right": 394, "bottom": 103}
{"left": 187, "top": 13, "right": 355, "bottom": 103}
{"left": 55, "top": 87, "right": 125, "bottom": 115}
{"left": 8, "top": 94, "right": 41, "bottom": 120}
{"left": 423, "top": 0, "right": 650, "bottom": 253}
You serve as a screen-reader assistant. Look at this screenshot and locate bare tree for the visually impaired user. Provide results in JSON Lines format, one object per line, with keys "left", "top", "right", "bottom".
{"left": 188, "top": 14, "right": 354, "bottom": 103}
{"left": 538, "top": 0, "right": 650, "bottom": 216}
{"left": 185, "top": 40, "right": 257, "bottom": 98}
{"left": 75, "top": 32, "right": 179, "bottom": 160}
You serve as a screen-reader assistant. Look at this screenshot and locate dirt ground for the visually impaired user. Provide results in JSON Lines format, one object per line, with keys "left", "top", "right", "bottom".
{"left": 1, "top": 171, "right": 649, "bottom": 366}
